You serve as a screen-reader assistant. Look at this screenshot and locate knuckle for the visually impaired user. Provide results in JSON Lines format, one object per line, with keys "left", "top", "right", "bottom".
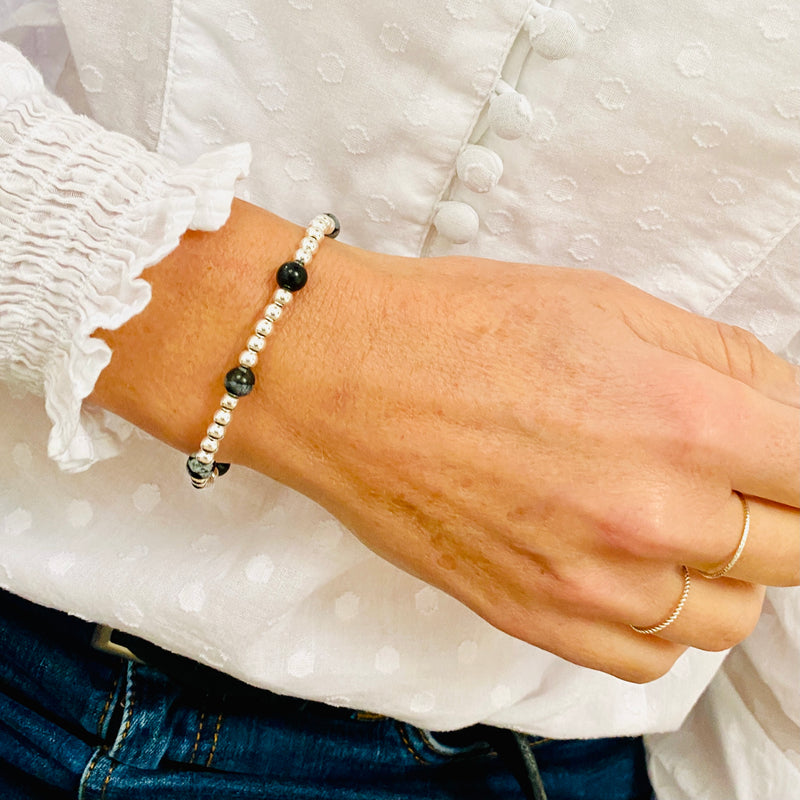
{"left": 658, "top": 368, "right": 755, "bottom": 470}
{"left": 665, "top": 381, "right": 717, "bottom": 453}
{"left": 549, "top": 566, "right": 608, "bottom": 614}
{"left": 705, "top": 626, "right": 745, "bottom": 652}
{"left": 713, "top": 321, "right": 764, "bottom": 385}
{"left": 611, "top": 648, "right": 685, "bottom": 684}
{"left": 705, "top": 589, "right": 764, "bottom": 651}
{"left": 656, "top": 373, "right": 735, "bottom": 468}
{"left": 594, "top": 500, "right": 671, "bottom": 559}
{"left": 621, "top": 666, "right": 663, "bottom": 684}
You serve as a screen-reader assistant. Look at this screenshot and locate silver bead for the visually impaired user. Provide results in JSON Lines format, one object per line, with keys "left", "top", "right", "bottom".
{"left": 207, "top": 423, "right": 226, "bottom": 440}
{"left": 195, "top": 449, "right": 215, "bottom": 465}
{"left": 306, "top": 226, "right": 325, "bottom": 241}
{"left": 239, "top": 349, "right": 258, "bottom": 368}
{"left": 213, "top": 408, "right": 232, "bottom": 426}
{"left": 295, "top": 246, "right": 315, "bottom": 263}
{"left": 255, "top": 318, "right": 274, "bottom": 337}
{"left": 273, "top": 288, "right": 292, "bottom": 307}
{"left": 322, "top": 215, "right": 337, "bottom": 235}
{"left": 247, "top": 334, "right": 265, "bottom": 353}
{"left": 200, "top": 437, "right": 219, "bottom": 454}
{"left": 220, "top": 394, "right": 238, "bottom": 411}
{"left": 300, "top": 236, "right": 319, "bottom": 253}
{"left": 264, "top": 303, "right": 283, "bottom": 321}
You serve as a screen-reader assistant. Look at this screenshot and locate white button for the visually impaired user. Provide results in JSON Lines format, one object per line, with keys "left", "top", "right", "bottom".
{"left": 528, "top": 9, "right": 581, "bottom": 60}
{"left": 456, "top": 145, "right": 504, "bottom": 193}
{"left": 433, "top": 201, "right": 480, "bottom": 243}
{"left": 488, "top": 90, "right": 533, "bottom": 140}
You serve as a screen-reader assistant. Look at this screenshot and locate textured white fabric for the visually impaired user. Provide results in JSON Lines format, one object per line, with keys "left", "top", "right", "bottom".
{"left": 647, "top": 586, "right": 800, "bottom": 799}
{"left": 0, "top": 0, "right": 798, "bottom": 796}
{"left": 0, "top": 43, "right": 250, "bottom": 470}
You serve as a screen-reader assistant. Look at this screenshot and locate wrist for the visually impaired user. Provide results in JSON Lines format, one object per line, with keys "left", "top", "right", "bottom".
{"left": 234, "top": 218, "right": 396, "bottom": 495}
{"left": 90, "top": 199, "right": 390, "bottom": 494}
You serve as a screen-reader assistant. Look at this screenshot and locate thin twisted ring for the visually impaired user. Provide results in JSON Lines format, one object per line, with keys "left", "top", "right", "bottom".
{"left": 631, "top": 566, "right": 691, "bottom": 636}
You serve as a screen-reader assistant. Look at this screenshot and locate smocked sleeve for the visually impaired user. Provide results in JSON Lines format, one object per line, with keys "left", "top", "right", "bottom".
{"left": 0, "top": 42, "right": 251, "bottom": 472}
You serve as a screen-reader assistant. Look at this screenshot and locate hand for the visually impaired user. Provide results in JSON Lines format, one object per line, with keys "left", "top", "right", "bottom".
{"left": 94, "top": 201, "right": 800, "bottom": 682}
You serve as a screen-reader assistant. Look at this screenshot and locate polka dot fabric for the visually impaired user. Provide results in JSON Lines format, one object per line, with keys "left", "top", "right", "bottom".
{"left": 1, "top": 2, "right": 798, "bottom": 796}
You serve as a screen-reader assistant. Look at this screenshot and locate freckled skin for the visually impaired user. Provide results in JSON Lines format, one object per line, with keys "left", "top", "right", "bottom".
{"left": 93, "top": 199, "right": 800, "bottom": 683}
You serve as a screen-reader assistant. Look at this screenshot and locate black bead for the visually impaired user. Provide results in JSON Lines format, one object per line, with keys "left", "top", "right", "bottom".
{"left": 224, "top": 366, "right": 255, "bottom": 397}
{"left": 216, "top": 462, "right": 231, "bottom": 476}
{"left": 324, "top": 213, "right": 340, "bottom": 239}
{"left": 276, "top": 261, "right": 308, "bottom": 292}
{"left": 186, "top": 455, "right": 214, "bottom": 480}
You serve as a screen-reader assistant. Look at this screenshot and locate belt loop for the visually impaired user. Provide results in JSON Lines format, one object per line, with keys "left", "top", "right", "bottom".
{"left": 91, "top": 625, "right": 145, "bottom": 664}
{"left": 492, "top": 730, "right": 549, "bottom": 800}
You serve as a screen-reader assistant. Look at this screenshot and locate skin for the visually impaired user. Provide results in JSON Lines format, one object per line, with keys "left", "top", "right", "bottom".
{"left": 92, "top": 199, "right": 800, "bottom": 683}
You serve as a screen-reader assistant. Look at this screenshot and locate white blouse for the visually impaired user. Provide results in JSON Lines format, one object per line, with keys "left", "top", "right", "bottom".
{"left": 1, "top": 1, "right": 798, "bottom": 797}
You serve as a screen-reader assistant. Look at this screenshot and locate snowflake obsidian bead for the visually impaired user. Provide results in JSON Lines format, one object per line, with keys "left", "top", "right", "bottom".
{"left": 186, "top": 455, "right": 214, "bottom": 481}
{"left": 224, "top": 365, "right": 255, "bottom": 396}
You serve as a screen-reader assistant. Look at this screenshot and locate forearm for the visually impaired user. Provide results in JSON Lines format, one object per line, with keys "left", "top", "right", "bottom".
{"left": 90, "top": 198, "right": 387, "bottom": 494}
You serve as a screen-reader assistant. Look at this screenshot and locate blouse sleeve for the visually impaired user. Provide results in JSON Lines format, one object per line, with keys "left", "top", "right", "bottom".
{"left": 0, "top": 42, "right": 251, "bottom": 472}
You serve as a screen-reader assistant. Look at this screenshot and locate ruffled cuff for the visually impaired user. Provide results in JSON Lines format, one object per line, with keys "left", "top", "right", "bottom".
{"left": 0, "top": 43, "right": 251, "bottom": 471}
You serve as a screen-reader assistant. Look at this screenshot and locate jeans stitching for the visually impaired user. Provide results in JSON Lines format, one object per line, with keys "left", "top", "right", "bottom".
{"left": 110, "top": 663, "right": 136, "bottom": 756}
{"left": 189, "top": 710, "right": 207, "bottom": 765}
{"left": 205, "top": 712, "right": 224, "bottom": 768}
{"left": 78, "top": 748, "right": 103, "bottom": 800}
{"left": 418, "top": 728, "right": 450, "bottom": 756}
{"left": 96, "top": 672, "right": 121, "bottom": 739}
{"left": 100, "top": 761, "right": 117, "bottom": 800}
{"left": 96, "top": 661, "right": 136, "bottom": 797}
{"left": 395, "top": 722, "right": 429, "bottom": 766}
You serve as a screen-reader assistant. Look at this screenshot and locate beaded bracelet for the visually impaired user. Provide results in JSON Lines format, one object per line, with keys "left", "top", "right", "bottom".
{"left": 186, "top": 212, "right": 340, "bottom": 489}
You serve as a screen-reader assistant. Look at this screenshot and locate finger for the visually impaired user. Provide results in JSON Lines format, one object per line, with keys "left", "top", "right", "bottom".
{"left": 495, "top": 599, "right": 689, "bottom": 684}
{"left": 688, "top": 319, "right": 800, "bottom": 409}
{"left": 648, "top": 492, "right": 798, "bottom": 588}
{"left": 678, "top": 363, "right": 800, "bottom": 508}
{"left": 620, "top": 285, "right": 800, "bottom": 408}
{"left": 724, "top": 389, "right": 799, "bottom": 507}
{"left": 628, "top": 567, "right": 765, "bottom": 651}
{"left": 693, "top": 495, "right": 800, "bottom": 587}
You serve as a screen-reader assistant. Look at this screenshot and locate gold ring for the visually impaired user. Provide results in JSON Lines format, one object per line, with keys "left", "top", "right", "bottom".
{"left": 699, "top": 492, "right": 750, "bottom": 580}
{"left": 631, "top": 566, "right": 691, "bottom": 635}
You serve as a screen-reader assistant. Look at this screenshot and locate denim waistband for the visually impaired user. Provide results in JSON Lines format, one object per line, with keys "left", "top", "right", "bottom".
{"left": 0, "top": 589, "right": 653, "bottom": 800}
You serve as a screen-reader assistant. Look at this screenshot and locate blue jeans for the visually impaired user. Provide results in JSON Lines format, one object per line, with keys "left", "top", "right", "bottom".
{"left": 0, "top": 590, "right": 652, "bottom": 799}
